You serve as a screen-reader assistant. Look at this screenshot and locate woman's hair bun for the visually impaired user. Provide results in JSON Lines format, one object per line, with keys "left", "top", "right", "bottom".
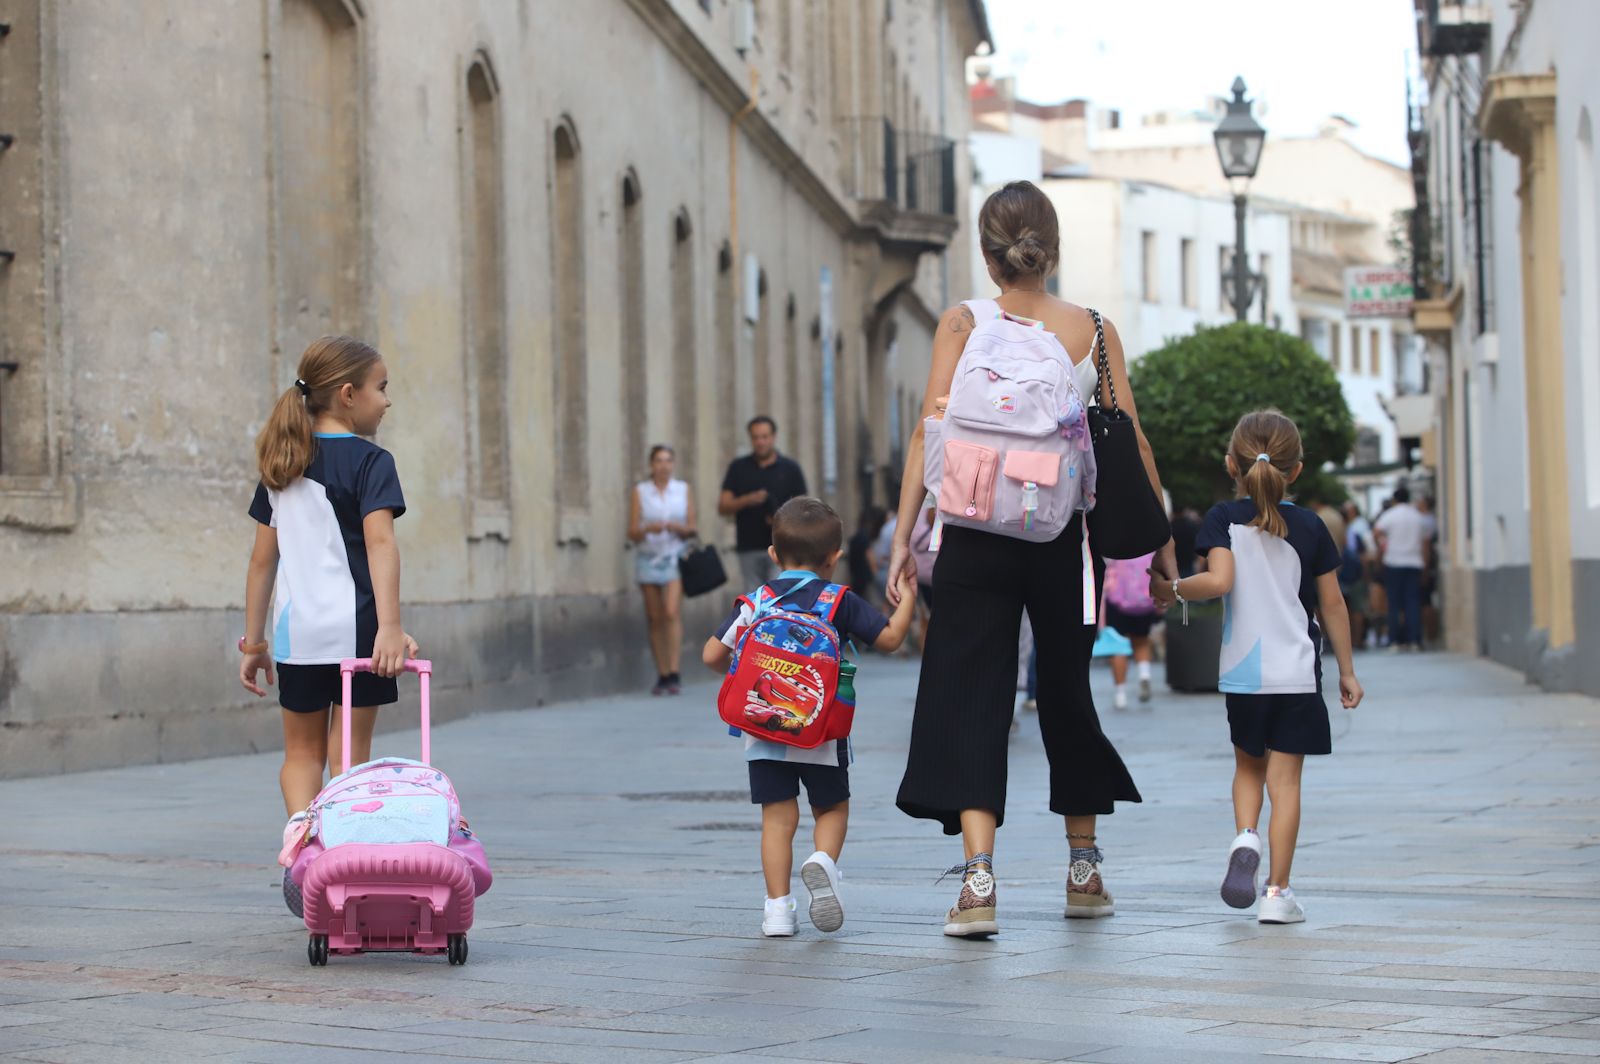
{"left": 1004, "top": 231, "right": 1048, "bottom": 275}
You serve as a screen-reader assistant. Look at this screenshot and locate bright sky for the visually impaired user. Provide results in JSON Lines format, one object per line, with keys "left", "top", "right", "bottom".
{"left": 980, "top": 0, "right": 1418, "bottom": 166}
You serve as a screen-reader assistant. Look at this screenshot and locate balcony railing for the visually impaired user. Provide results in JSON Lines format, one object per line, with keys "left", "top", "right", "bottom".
{"left": 1425, "top": 0, "right": 1489, "bottom": 57}
{"left": 837, "top": 117, "right": 957, "bottom": 219}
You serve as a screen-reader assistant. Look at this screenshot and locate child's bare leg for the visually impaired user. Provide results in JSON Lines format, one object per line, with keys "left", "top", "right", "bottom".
{"left": 281, "top": 709, "right": 331, "bottom": 814}
{"left": 760, "top": 799, "right": 801, "bottom": 898}
{"left": 1110, "top": 655, "right": 1129, "bottom": 685}
{"left": 327, "top": 705, "right": 379, "bottom": 776}
{"left": 1264, "top": 751, "right": 1305, "bottom": 886}
{"left": 812, "top": 800, "right": 848, "bottom": 862}
{"left": 1233, "top": 746, "right": 1268, "bottom": 833}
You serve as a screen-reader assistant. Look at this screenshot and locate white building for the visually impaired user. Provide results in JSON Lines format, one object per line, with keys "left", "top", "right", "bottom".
{"left": 967, "top": 110, "right": 1293, "bottom": 369}
{"left": 1411, "top": 0, "right": 1600, "bottom": 694}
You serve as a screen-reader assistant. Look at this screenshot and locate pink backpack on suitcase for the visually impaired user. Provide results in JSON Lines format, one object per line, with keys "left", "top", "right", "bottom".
{"left": 280, "top": 659, "right": 491, "bottom": 966}
{"left": 922, "top": 298, "right": 1096, "bottom": 542}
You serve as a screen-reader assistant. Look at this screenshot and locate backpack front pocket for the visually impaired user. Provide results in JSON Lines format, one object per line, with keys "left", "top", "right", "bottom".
{"left": 940, "top": 439, "right": 998, "bottom": 522}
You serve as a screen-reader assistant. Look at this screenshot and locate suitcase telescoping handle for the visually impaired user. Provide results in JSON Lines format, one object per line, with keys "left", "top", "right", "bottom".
{"left": 338, "top": 658, "right": 433, "bottom": 773}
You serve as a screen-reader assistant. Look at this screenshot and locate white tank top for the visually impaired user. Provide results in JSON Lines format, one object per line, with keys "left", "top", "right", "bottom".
{"left": 637, "top": 478, "right": 689, "bottom": 558}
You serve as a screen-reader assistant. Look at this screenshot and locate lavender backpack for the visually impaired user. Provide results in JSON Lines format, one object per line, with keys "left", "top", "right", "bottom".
{"left": 923, "top": 298, "right": 1096, "bottom": 542}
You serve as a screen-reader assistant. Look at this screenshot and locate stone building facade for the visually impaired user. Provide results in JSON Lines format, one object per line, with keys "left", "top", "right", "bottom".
{"left": 1410, "top": 0, "right": 1600, "bottom": 695}
{"left": 0, "top": 0, "right": 990, "bottom": 777}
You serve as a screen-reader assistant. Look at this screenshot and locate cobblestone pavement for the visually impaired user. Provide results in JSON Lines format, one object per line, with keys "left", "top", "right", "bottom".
{"left": 2, "top": 649, "right": 1598, "bottom": 1063}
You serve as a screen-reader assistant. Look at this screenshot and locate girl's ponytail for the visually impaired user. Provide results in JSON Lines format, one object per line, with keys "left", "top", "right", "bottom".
{"left": 256, "top": 383, "right": 315, "bottom": 490}
{"left": 1243, "top": 454, "right": 1289, "bottom": 539}
{"left": 1229, "top": 409, "right": 1302, "bottom": 540}
{"left": 255, "top": 335, "right": 381, "bottom": 490}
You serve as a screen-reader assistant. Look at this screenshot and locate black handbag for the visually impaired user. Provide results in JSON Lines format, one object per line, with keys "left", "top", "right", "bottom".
{"left": 677, "top": 540, "right": 728, "bottom": 598}
{"left": 1085, "top": 308, "right": 1172, "bottom": 560}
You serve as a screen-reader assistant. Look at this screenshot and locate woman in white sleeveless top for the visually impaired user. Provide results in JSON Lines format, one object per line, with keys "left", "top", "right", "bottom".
{"left": 628, "top": 444, "right": 696, "bottom": 695}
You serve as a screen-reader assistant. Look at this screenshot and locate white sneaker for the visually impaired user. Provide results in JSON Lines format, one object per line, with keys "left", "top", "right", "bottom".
{"left": 761, "top": 895, "right": 798, "bottom": 937}
{"left": 1113, "top": 686, "right": 1128, "bottom": 710}
{"left": 1220, "top": 830, "right": 1261, "bottom": 909}
{"left": 799, "top": 851, "right": 844, "bottom": 932}
{"left": 1258, "top": 885, "right": 1305, "bottom": 924}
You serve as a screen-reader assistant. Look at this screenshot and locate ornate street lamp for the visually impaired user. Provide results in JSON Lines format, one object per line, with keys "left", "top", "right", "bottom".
{"left": 1213, "top": 77, "right": 1266, "bottom": 323}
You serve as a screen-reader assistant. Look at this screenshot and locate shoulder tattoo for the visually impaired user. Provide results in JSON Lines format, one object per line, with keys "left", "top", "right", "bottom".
{"left": 949, "top": 305, "right": 975, "bottom": 334}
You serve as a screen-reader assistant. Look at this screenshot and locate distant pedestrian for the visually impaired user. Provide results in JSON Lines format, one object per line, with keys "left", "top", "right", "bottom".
{"left": 236, "top": 337, "right": 419, "bottom": 900}
{"left": 628, "top": 444, "right": 697, "bottom": 696}
{"left": 702, "top": 498, "right": 917, "bottom": 937}
{"left": 719, "top": 416, "right": 808, "bottom": 588}
{"left": 1374, "top": 485, "right": 1432, "bottom": 651}
{"left": 1338, "top": 501, "right": 1374, "bottom": 649}
{"left": 1153, "top": 410, "right": 1364, "bottom": 925}
{"left": 1102, "top": 553, "right": 1161, "bottom": 709}
{"left": 847, "top": 506, "right": 888, "bottom": 605}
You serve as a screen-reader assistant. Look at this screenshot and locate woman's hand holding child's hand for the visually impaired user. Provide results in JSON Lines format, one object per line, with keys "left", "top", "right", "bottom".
{"left": 1339, "top": 674, "right": 1363, "bottom": 709}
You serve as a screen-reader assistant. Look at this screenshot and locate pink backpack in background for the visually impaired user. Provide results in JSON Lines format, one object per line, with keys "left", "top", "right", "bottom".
{"left": 1105, "top": 552, "right": 1160, "bottom": 616}
{"left": 922, "top": 298, "right": 1096, "bottom": 543}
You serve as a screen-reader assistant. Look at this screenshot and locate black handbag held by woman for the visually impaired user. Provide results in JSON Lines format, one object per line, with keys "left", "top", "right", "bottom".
{"left": 677, "top": 540, "right": 728, "bottom": 598}
{"left": 1084, "top": 308, "right": 1172, "bottom": 559}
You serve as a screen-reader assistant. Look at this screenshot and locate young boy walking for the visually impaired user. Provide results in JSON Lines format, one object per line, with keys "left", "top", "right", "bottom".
{"left": 704, "top": 497, "right": 917, "bottom": 937}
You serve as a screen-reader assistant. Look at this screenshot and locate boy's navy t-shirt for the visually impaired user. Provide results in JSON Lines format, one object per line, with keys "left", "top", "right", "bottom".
{"left": 715, "top": 574, "right": 888, "bottom": 767}
{"left": 1195, "top": 500, "right": 1341, "bottom": 695}
{"left": 249, "top": 433, "right": 406, "bottom": 665}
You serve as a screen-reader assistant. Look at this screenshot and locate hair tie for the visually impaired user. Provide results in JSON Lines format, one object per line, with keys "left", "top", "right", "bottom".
{"left": 295, "top": 378, "right": 310, "bottom": 397}
{"left": 1256, "top": 453, "right": 1271, "bottom": 463}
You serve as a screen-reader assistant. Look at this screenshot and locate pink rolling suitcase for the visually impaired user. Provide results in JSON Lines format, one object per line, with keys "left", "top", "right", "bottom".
{"left": 284, "top": 658, "right": 491, "bottom": 966}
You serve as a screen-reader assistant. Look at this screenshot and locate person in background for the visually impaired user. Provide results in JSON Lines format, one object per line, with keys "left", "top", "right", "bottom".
{"left": 719, "top": 416, "right": 808, "bottom": 589}
{"left": 1170, "top": 507, "right": 1203, "bottom": 579}
{"left": 1103, "top": 553, "right": 1162, "bottom": 709}
{"left": 1373, "top": 485, "right": 1430, "bottom": 652}
{"left": 628, "top": 444, "right": 696, "bottom": 696}
{"left": 847, "top": 506, "right": 887, "bottom": 605}
{"left": 1339, "top": 501, "right": 1374, "bottom": 650}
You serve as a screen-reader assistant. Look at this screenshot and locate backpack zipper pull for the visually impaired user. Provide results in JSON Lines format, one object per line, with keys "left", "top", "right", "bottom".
{"left": 1021, "top": 482, "right": 1039, "bottom": 531}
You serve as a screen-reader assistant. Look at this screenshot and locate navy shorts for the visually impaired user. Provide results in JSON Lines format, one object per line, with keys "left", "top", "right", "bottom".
{"left": 748, "top": 759, "right": 851, "bottom": 808}
{"left": 277, "top": 663, "right": 399, "bottom": 714}
{"left": 1226, "top": 691, "right": 1332, "bottom": 757}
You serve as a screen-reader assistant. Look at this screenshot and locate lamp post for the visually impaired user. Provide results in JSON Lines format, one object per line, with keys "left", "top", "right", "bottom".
{"left": 1213, "top": 76, "right": 1266, "bottom": 323}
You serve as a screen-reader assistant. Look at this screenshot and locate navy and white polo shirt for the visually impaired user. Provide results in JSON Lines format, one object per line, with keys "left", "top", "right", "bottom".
{"left": 248, "top": 433, "right": 406, "bottom": 665}
{"left": 1195, "top": 500, "right": 1342, "bottom": 695}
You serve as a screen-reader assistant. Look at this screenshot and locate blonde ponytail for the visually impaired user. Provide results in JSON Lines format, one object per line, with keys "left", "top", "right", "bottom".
{"left": 256, "top": 385, "right": 315, "bottom": 490}
{"left": 1229, "top": 409, "right": 1302, "bottom": 540}
{"left": 255, "top": 335, "right": 381, "bottom": 490}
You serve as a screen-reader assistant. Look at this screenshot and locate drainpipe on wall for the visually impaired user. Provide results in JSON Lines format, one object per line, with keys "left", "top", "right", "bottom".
{"left": 937, "top": 6, "right": 950, "bottom": 308}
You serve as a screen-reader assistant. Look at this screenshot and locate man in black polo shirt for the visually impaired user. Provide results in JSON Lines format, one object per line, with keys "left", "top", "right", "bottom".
{"left": 719, "top": 416, "right": 809, "bottom": 587}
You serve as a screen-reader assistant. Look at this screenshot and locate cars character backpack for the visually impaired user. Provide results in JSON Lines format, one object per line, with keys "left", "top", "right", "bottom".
{"left": 717, "top": 579, "right": 855, "bottom": 749}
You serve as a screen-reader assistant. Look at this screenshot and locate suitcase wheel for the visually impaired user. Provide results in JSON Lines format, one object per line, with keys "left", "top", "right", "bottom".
{"left": 308, "top": 933, "right": 329, "bottom": 966}
{"left": 447, "top": 933, "right": 468, "bottom": 966}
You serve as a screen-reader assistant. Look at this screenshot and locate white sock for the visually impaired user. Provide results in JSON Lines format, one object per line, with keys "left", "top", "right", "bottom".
{"left": 1114, "top": 684, "right": 1127, "bottom": 698}
{"left": 1137, "top": 660, "right": 1152, "bottom": 681}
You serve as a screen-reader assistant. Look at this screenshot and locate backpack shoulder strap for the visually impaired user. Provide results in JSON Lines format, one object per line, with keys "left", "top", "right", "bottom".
{"left": 819, "top": 583, "right": 849, "bottom": 625}
{"left": 962, "top": 298, "right": 1001, "bottom": 324}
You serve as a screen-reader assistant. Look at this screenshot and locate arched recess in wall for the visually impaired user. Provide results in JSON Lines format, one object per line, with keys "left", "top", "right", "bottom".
{"left": 463, "top": 51, "right": 510, "bottom": 515}
{"left": 273, "top": 0, "right": 365, "bottom": 361}
{"left": 1577, "top": 107, "right": 1600, "bottom": 505}
{"left": 784, "top": 294, "right": 800, "bottom": 464}
{"left": 552, "top": 116, "right": 589, "bottom": 517}
{"left": 619, "top": 168, "right": 646, "bottom": 485}
{"left": 755, "top": 267, "right": 772, "bottom": 421}
{"left": 671, "top": 208, "right": 698, "bottom": 467}
{"left": 716, "top": 239, "right": 737, "bottom": 459}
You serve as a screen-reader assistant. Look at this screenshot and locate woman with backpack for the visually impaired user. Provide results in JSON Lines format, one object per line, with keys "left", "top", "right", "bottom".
{"left": 1104, "top": 552, "right": 1163, "bottom": 709}
{"left": 884, "top": 180, "right": 1177, "bottom": 938}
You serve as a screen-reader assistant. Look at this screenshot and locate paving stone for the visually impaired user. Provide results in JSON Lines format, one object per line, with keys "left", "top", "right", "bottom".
{"left": 2, "top": 653, "right": 1598, "bottom": 1061}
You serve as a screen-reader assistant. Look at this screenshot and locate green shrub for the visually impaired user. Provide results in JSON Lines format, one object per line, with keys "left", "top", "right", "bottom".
{"left": 1128, "top": 323, "right": 1355, "bottom": 512}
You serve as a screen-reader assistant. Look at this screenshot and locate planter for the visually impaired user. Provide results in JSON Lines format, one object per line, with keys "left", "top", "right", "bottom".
{"left": 1164, "top": 601, "right": 1224, "bottom": 692}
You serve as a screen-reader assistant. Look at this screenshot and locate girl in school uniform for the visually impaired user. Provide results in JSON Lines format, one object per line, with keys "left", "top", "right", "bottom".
{"left": 1157, "top": 409, "right": 1364, "bottom": 924}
